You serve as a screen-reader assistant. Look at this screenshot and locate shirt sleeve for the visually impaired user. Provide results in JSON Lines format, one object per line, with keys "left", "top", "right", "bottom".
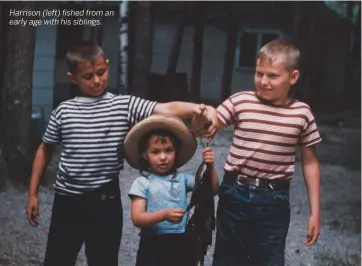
{"left": 184, "top": 173, "right": 195, "bottom": 192}
{"left": 216, "top": 97, "right": 236, "bottom": 127}
{"left": 298, "top": 108, "right": 322, "bottom": 147}
{"left": 127, "top": 95, "right": 158, "bottom": 126}
{"left": 42, "top": 107, "right": 62, "bottom": 144}
{"left": 128, "top": 177, "right": 149, "bottom": 199}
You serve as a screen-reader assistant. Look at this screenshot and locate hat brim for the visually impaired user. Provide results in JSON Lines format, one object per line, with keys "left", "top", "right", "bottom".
{"left": 124, "top": 115, "right": 197, "bottom": 170}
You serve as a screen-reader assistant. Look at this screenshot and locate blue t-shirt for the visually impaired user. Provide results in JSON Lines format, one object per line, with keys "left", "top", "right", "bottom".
{"left": 128, "top": 172, "right": 194, "bottom": 236}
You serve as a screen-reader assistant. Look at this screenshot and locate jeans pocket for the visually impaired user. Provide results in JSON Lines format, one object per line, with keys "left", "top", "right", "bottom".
{"left": 270, "top": 191, "right": 290, "bottom": 214}
{"left": 218, "top": 181, "right": 235, "bottom": 197}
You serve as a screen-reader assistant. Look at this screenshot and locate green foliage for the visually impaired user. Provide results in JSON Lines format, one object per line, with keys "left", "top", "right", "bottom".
{"left": 324, "top": 1, "right": 360, "bottom": 24}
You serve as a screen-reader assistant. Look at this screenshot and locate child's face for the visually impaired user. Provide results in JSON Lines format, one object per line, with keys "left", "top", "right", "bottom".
{"left": 254, "top": 59, "right": 299, "bottom": 105}
{"left": 67, "top": 55, "right": 109, "bottom": 97}
{"left": 144, "top": 135, "right": 176, "bottom": 175}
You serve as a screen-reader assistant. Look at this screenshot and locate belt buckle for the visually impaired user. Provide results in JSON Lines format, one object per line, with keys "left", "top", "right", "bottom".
{"left": 236, "top": 174, "right": 247, "bottom": 186}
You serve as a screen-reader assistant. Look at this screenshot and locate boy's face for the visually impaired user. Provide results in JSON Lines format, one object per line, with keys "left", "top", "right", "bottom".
{"left": 67, "top": 55, "right": 109, "bottom": 97}
{"left": 254, "top": 59, "right": 299, "bottom": 105}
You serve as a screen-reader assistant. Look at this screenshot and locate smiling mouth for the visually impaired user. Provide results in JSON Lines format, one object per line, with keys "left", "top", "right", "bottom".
{"left": 259, "top": 87, "right": 272, "bottom": 91}
{"left": 94, "top": 85, "right": 104, "bottom": 90}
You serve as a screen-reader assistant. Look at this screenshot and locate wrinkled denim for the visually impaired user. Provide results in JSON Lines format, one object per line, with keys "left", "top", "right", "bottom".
{"left": 212, "top": 173, "right": 290, "bottom": 266}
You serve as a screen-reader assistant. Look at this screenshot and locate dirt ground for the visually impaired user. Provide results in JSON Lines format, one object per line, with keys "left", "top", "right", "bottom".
{"left": 0, "top": 122, "right": 360, "bottom": 266}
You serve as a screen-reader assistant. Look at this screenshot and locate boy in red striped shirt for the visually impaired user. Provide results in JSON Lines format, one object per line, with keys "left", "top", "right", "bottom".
{"left": 200, "top": 38, "right": 322, "bottom": 266}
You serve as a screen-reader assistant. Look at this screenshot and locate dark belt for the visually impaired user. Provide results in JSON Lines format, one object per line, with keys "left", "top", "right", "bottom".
{"left": 224, "top": 171, "right": 291, "bottom": 190}
{"left": 88, "top": 178, "right": 120, "bottom": 200}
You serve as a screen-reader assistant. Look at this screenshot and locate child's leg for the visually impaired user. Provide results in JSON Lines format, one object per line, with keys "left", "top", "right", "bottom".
{"left": 84, "top": 180, "right": 123, "bottom": 266}
{"left": 43, "top": 194, "right": 84, "bottom": 266}
{"left": 249, "top": 187, "right": 290, "bottom": 266}
{"left": 212, "top": 176, "right": 253, "bottom": 266}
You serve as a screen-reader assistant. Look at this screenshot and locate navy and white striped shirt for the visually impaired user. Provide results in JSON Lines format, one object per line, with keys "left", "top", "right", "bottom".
{"left": 43, "top": 92, "right": 157, "bottom": 195}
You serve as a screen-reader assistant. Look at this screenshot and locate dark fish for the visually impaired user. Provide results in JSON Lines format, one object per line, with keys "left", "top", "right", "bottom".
{"left": 184, "top": 161, "right": 216, "bottom": 266}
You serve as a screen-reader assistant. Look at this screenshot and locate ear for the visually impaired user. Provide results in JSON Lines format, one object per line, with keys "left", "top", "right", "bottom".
{"left": 106, "top": 59, "right": 109, "bottom": 65}
{"left": 290, "top": 70, "right": 300, "bottom": 85}
{"left": 67, "top": 72, "right": 77, "bottom": 84}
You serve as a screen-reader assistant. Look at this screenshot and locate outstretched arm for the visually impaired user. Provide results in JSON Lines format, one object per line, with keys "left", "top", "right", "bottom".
{"left": 153, "top": 102, "right": 218, "bottom": 139}
{"left": 300, "top": 144, "right": 320, "bottom": 246}
{"left": 153, "top": 102, "right": 201, "bottom": 120}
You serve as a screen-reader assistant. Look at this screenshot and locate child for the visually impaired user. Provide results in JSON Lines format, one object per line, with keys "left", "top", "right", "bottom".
{"left": 198, "top": 38, "right": 322, "bottom": 266}
{"left": 25, "top": 41, "right": 218, "bottom": 266}
{"left": 125, "top": 115, "right": 219, "bottom": 266}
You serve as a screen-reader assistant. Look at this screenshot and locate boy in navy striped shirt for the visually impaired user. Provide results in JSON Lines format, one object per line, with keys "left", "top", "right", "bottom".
{"left": 26, "top": 41, "right": 218, "bottom": 266}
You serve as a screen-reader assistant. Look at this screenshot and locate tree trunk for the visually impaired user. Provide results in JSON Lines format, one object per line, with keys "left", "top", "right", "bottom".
{"left": 349, "top": 2, "right": 361, "bottom": 108}
{"left": 220, "top": 6, "right": 238, "bottom": 101}
{"left": 129, "top": 1, "right": 152, "bottom": 98}
{"left": 289, "top": 1, "right": 305, "bottom": 100}
{"left": 0, "top": 3, "right": 5, "bottom": 191}
{"left": 353, "top": 2, "right": 361, "bottom": 57}
{"left": 119, "top": 0, "right": 129, "bottom": 93}
{"left": 190, "top": 3, "right": 204, "bottom": 102}
{"left": 292, "top": 2, "right": 318, "bottom": 105}
{"left": 0, "top": 1, "right": 37, "bottom": 187}
{"left": 343, "top": 1, "right": 356, "bottom": 108}
{"left": 292, "top": 1, "right": 303, "bottom": 40}
{"left": 353, "top": 2, "right": 361, "bottom": 104}
{"left": 166, "top": 3, "right": 186, "bottom": 75}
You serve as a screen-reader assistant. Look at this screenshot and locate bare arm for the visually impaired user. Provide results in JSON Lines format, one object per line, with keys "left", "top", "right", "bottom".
{"left": 153, "top": 102, "right": 201, "bottom": 120}
{"left": 153, "top": 102, "right": 219, "bottom": 139}
{"left": 131, "top": 196, "right": 185, "bottom": 228}
{"left": 28, "top": 142, "right": 55, "bottom": 197}
{"left": 203, "top": 147, "right": 219, "bottom": 195}
{"left": 26, "top": 142, "right": 55, "bottom": 226}
{"left": 300, "top": 144, "right": 321, "bottom": 245}
{"left": 208, "top": 165, "right": 219, "bottom": 195}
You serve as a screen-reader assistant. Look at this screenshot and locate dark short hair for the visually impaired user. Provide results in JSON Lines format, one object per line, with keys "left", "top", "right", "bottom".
{"left": 138, "top": 129, "right": 180, "bottom": 178}
{"left": 65, "top": 41, "right": 106, "bottom": 74}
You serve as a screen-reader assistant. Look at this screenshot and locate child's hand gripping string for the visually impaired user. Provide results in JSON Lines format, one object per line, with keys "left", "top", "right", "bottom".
{"left": 203, "top": 147, "right": 215, "bottom": 165}
{"left": 202, "top": 146, "right": 219, "bottom": 195}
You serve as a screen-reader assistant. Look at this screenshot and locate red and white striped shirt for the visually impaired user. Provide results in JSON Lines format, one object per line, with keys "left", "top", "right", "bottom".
{"left": 217, "top": 91, "right": 322, "bottom": 180}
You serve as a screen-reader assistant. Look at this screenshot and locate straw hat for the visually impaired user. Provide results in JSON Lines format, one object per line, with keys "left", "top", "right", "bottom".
{"left": 124, "top": 115, "right": 197, "bottom": 170}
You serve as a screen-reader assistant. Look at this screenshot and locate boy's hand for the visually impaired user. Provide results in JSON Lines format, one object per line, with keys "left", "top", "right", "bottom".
{"left": 26, "top": 195, "right": 39, "bottom": 227}
{"left": 163, "top": 208, "right": 185, "bottom": 224}
{"left": 203, "top": 147, "right": 214, "bottom": 165}
{"left": 304, "top": 215, "right": 320, "bottom": 246}
{"left": 191, "top": 104, "right": 218, "bottom": 139}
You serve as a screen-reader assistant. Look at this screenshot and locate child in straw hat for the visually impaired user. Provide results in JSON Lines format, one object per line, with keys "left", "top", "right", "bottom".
{"left": 125, "top": 115, "right": 219, "bottom": 266}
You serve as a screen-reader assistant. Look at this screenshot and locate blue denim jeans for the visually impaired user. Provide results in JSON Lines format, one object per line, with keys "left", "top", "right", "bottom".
{"left": 212, "top": 173, "right": 290, "bottom": 266}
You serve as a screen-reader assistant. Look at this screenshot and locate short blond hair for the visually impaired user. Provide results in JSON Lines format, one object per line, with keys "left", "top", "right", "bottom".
{"left": 256, "top": 38, "right": 300, "bottom": 70}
